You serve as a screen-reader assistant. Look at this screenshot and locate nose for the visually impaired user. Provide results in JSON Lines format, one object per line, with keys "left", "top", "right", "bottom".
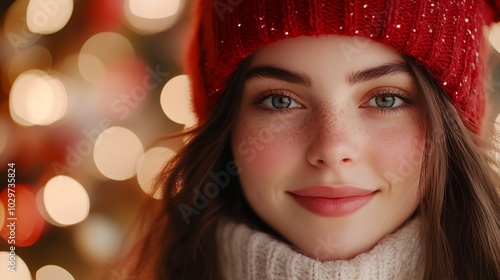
{"left": 306, "top": 109, "right": 360, "bottom": 169}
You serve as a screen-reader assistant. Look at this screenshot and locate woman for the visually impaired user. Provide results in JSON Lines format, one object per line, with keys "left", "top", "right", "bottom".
{"left": 113, "top": 0, "right": 500, "bottom": 279}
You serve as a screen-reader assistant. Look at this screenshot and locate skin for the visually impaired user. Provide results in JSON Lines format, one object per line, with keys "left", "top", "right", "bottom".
{"left": 231, "top": 35, "right": 425, "bottom": 261}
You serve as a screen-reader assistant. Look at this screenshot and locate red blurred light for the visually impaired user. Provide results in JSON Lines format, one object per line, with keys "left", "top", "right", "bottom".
{"left": 0, "top": 184, "right": 45, "bottom": 247}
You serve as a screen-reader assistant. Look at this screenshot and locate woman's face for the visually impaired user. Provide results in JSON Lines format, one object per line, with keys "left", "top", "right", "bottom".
{"left": 231, "top": 35, "right": 425, "bottom": 260}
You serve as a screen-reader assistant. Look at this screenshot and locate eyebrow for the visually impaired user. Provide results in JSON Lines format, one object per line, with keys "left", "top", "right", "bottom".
{"left": 245, "top": 66, "right": 312, "bottom": 87}
{"left": 346, "top": 62, "right": 411, "bottom": 86}
{"left": 245, "top": 61, "right": 411, "bottom": 87}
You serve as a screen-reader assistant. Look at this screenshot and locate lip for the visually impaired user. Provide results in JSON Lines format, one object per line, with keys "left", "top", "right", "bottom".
{"left": 288, "top": 185, "right": 377, "bottom": 217}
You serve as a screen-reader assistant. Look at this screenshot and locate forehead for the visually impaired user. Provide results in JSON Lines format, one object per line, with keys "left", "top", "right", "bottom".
{"left": 250, "top": 35, "right": 404, "bottom": 71}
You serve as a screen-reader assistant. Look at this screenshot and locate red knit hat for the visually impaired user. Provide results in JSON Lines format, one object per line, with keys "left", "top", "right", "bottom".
{"left": 185, "top": 0, "right": 500, "bottom": 133}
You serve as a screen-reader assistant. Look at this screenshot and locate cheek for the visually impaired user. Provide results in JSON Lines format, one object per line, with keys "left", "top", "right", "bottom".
{"left": 231, "top": 122, "right": 301, "bottom": 205}
{"left": 371, "top": 123, "right": 425, "bottom": 188}
{"left": 232, "top": 122, "right": 301, "bottom": 171}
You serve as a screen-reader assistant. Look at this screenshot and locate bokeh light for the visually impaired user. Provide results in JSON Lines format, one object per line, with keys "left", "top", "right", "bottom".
{"left": 78, "top": 53, "right": 106, "bottom": 86}
{"left": 9, "top": 71, "right": 37, "bottom": 127}
{"left": 93, "top": 126, "right": 144, "bottom": 181}
{"left": 74, "top": 214, "right": 122, "bottom": 263}
{"left": 124, "top": 0, "right": 182, "bottom": 34}
{"left": 160, "top": 74, "right": 196, "bottom": 127}
{"left": 0, "top": 252, "right": 31, "bottom": 280}
{"left": 78, "top": 32, "right": 134, "bottom": 85}
{"left": 43, "top": 176, "right": 90, "bottom": 226}
{"left": 36, "top": 186, "right": 66, "bottom": 227}
{"left": 136, "top": 146, "right": 176, "bottom": 199}
{"left": 128, "top": 0, "right": 180, "bottom": 19}
{"left": 489, "top": 22, "right": 500, "bottom": 54}
{"left": 36, "top": 265, "right": 75, "bottom": 280}
{"left": 0, "top": 185, "right": 45, "bottom": 247}
{"left": 27, "top": 0, "right": 74, "bottom": 34}
{"left": 9, "top": 70, "right": 68, "bottom": 126}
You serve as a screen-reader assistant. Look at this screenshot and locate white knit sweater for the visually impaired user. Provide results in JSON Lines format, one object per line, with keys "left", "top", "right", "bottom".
{"left": 217, "top": 218, "right": 424, "bottom": 280}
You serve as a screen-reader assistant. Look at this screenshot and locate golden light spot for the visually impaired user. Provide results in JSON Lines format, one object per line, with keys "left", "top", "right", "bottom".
{"left": 78, "top": 32, "right": 134, "bottom": 85}
{"left": 488, "top": 23, "right": 500, "bottom": 54}
{"left": 36, "top": 186, "right": 63, "bottom": 227}
{"left": 43, "top": 176, "right": 90, "bottom": 226}
{"left": 93, "top": 126, "right": 144, "bottom": 181}
{"left": 73, "top": 214, "right": 122, "bottom": 263}
{"left": 124, "top": 0, "right": 183, "bottom": 34}
{"left": 27, "top": 0, "right": 74, "bottom": 34}
{"left": 0, "top": 252, "right": 31, "bottom": 280}
{"left": 136, "top": 147, "right": 177, "bottom": 199}
{"left": 9, "top": 70, "right": 67, "bottom": 126}
{"left": 160, "top": 75, "right": 196, "bottom": 127}
{"left": 36, "top": 265, "right": 74, "bottom": 280}
{"left": 128, "top": 0, "right": 180, "bottom": 19}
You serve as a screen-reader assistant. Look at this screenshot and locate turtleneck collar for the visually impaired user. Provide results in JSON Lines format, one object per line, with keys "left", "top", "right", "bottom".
{"left": 217, "top": 218, "right": 424, "bottom": 280}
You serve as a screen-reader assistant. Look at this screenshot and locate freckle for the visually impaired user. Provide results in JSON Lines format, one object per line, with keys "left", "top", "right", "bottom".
{"left": 295, "top": 123, "right": 308, "bottom": 142}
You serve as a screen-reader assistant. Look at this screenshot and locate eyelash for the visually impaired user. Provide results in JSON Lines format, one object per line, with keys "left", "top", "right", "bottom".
{"left": 252, "top": 90, "right": 301, "bottom": 114}
{"left": 363, "top": 88, "right": 415, "bottom": 115}
{"left": 252, "top": 88, "right": 415, "bottom": 115}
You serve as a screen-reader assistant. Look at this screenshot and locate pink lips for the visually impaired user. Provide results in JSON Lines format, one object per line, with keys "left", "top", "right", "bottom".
{"left": 288, "top": 185, "right": 377, "bottom": 217}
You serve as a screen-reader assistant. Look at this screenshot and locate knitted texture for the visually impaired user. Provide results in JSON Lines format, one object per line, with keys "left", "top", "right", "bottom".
{"left": 185, "top": 0, "right": 500, "bottom": 133}
{"left": 217, "top": 218, "right": 423, "bottom": 280}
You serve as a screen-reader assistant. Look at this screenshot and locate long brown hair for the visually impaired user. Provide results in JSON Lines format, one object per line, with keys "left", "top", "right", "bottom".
{"left": 106, "top": 58, "right": 252, "bottom": 280}
{"left": 406, "top": 56, "right": 500, "bottom": 279}
{"left": 110, "top": 55, "right": 500, "bottom": 280}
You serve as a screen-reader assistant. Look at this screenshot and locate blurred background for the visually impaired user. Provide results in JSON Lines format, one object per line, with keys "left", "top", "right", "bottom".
{"left": 0, "top": 1, "right": 499, "bottom": 279}
{"left": 0, "top": 0, "right": 193, "bottom": 279}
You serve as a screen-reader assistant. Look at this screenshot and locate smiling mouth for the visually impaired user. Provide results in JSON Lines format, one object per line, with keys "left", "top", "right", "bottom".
{"left": 288, "top": 185, "right": 378, "bottom": 217}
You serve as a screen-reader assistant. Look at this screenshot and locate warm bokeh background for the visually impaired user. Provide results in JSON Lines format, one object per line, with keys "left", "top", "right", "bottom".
{"left": 0, "top": 0, "right": 192, "bottom": 279}
{"left": 0, "top": 1, "right": 499, "bottom": 279}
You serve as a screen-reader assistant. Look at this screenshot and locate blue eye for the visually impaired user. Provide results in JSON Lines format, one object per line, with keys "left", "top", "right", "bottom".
{"left": 365, "top": 88, "right": 414, "bottom": 110}
{"left": 256, "top": 92, "right": 302, "bottom": 110}
{"left": 368, "top": 95, "right": 404, "bottom": 108}
{"left": 263, "top": 96, "right": 298, "bottom": 109}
